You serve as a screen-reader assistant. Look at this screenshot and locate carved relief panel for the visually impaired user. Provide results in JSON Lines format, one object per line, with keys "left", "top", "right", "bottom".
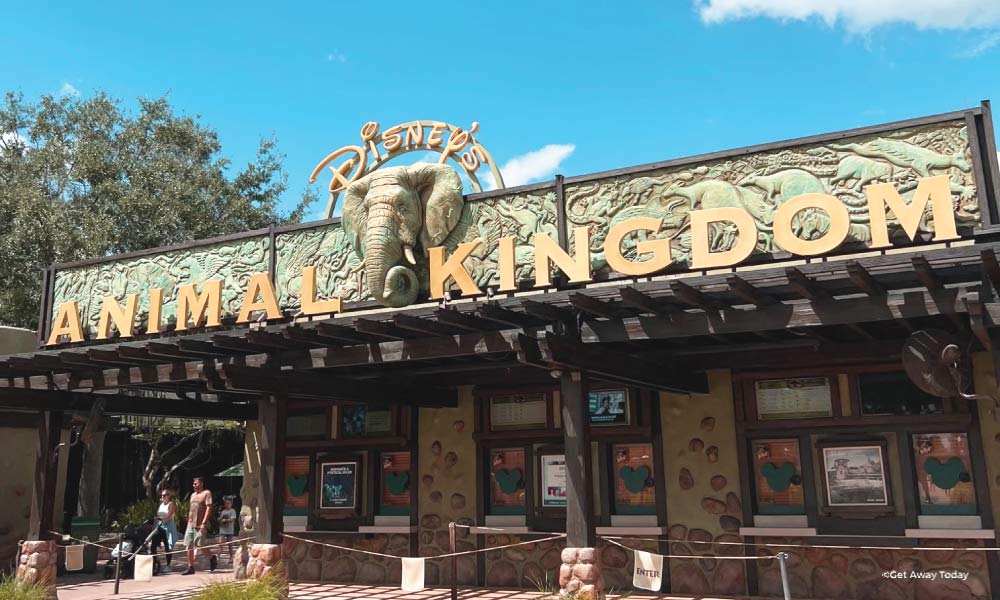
{"left": 565, "top": 121, "right": 978, "bottom": 278}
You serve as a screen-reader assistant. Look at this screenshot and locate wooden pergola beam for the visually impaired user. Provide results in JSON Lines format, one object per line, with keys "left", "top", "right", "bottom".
{"left": 912, "top": 256, "right": 943, "bottom": 291}
{"left": 477, "top": 304, "right": 540, "bottom": 329}
{"left": 220, "top": 365, "right": 457, "bottom": 407}
{"left": 982, "top": 249, "right": 1000, "bottom": 297}
{"left": 569, "top": 293, "right": 617, "bottom": 319}
{"left": 314, "top": 323, "right": 379, "bottom": 345}
{"left": 522, "top": 299, "right": 574, "bottom": 323}
{"left": 726, "top": 275, "right": 777, "bottom": 307}
{"left": 434, "top": 308, "right": 496, "bottom": 332}
{"left": 847, "top": 262, "right": 886, "bottom": 297}
{"left": 393, "top": 314, "right": 464, "bottom": 337}
{"left": 670, "top": 280, "right": 727, "bottom": 311}
{"left": 620, "top": 287, "right": 678, "bottom": 317}
{"left": 0, "top": 387, "right": 256, "bottom": 419}
{"left": 354, "top": 318, "right": 415, "bottom": 341}
{"left": 786, "top": 267, "right": 831, "bottom": 302}
{"left": 581, "top": 286, "right": 973, "bottom": 344}
{"left": 520, "top": 333, "right": 709, "bottom": 393}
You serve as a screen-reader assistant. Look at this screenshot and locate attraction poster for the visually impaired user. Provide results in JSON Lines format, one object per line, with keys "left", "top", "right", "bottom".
{"left": 320, "top": 461, "right": 358, "bottom": 510}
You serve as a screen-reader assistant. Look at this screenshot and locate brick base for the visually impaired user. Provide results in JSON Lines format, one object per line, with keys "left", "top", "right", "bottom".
{"left": 559, "top": 547, "right": 605, "bottom": 600}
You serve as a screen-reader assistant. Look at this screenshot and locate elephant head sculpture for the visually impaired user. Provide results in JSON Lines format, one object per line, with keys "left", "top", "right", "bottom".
{"left": 342, "top": 163, "right": 464, "bottom": 307}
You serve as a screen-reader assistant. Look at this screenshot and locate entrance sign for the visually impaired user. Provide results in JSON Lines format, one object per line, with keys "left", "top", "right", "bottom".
{"left": 632, "top": 550, "right": 663, "bottom": 591}
{"left": 310, "top": 120, "right": 506, "bottom": 218}
{"left": 319, "top": 461, "right": 358, "bottom": 510}
{"left": 44, "top": 114, "right": 986, "bottom": 346}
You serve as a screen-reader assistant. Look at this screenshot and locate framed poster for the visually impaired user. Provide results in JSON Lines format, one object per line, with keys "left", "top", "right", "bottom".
{"left": 319, "top": 461, "right": 359, "bottom": 510}
{"left": 489, "top": 393, "right": 548, "bottom": 431}
{"left": 613, "top": 443, "right": 656, "bottom": 515}
{"left": 755, "top": 377, "right": 833, "bottom": 420}
{"left": 540, "top": 454, "right": 567, "bottom": 508}
{"left": 752, "top": 439, "right": 804, "bottom": 515}
{"left": 913, "top": 433, "right": 976, "bottom": 515}
{"left": 284, "top": 456, "right": 310, "bottom": 515}
{"left": 380, "top": 451, "right": 412, "bottom": 515}
{"left": 341, "top": 406, "right": 394, "bottom": 438}
{"left": 588, "top": 389, "right": 629, "bottom": 426}
{"left": 489, "top": 447, "right": 526, "bottom": 514}
{"left": 821, "top": 443, "right": 890, "bottom": 508}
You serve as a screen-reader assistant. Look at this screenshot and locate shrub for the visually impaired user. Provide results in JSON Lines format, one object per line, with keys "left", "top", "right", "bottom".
{"left": 0, "top": 574, "right": 49, "bottom": 600}
{"left": 191, "top": 567, "right": 287, "bottom": 600}
{"left": 112, "top": 498, "right": 159, "bottom": 531}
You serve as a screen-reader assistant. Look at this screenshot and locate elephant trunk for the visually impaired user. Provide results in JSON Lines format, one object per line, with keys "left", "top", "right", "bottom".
{"left": 365, "top": 205, "right": 419, "bottom": 308}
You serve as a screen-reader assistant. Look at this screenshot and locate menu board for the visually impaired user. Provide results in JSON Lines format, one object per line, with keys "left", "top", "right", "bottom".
{"left": 541, "top": 454, "right": 567, "bottom": 507}
{"left": 319, "top": 461, "right": 358, "bottom": 510}
{"left": 755, "top": 377, "right": 833, "bottom": 420}
{"left": 490, "top": 393, "right": 548, "bottom": 431}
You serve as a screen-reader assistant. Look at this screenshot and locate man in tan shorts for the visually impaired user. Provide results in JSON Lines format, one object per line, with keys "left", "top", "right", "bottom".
{"left": 183, "top": 477, "right": 218, "bottom": 575}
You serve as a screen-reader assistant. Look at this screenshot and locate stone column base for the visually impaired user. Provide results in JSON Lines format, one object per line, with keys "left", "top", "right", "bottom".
{"left": 247, "top": 543, "right": 288, "bottom": 599}
{"left": 16, "top": 540, "right": 57, "bottom": 600}
{"left": 559, "top": 547, "right": 605, "bottom": 600}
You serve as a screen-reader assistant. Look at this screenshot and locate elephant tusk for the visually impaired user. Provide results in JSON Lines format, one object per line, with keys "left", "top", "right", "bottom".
{"left": 403, "top": 245, "right": 417, "bottom": 266}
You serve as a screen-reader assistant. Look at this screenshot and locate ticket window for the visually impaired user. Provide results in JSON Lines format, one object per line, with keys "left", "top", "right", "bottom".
{"left": 282, "top": 404, "right": 414, "bottom": 533}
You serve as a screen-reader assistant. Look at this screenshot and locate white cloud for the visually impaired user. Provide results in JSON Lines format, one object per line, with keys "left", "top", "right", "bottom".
{"left": 326, "top": 50, "right": 348, "bottom": 63}
{"left": 58, "top": 82, "right": 79, "bottom": 97}
{"left": 957, "top": 31, "right": 1000, "bottom": 58}
{"left": 481, "top": 143, "right": 576, "bottom": 191}
{"left": 695, "top": 0, "right": 1000, "bottom": 32}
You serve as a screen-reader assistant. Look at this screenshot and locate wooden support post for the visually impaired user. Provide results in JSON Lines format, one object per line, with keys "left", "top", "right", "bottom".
{"left": 28, "top": 410, "right": 62, "bottom": 540}
{"left": 257, "top": 395, "right": 287, "bottom": 545}
{"left": 560, "top": 370, "right": 594, "bottom": 548}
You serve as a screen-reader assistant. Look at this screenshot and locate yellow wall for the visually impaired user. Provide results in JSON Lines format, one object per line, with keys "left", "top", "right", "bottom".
{"left": 660, "top": 369, "right": 746, "bottom": 595}
{"left": 417, "top": 386, "right": 478, "bottom": 584}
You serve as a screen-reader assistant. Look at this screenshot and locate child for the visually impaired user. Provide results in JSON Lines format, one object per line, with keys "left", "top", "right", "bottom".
{"left": 218, "top": 496, "right": 238, "bottom": 562}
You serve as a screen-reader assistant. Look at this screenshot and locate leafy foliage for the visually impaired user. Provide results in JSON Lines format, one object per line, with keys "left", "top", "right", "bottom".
{"left": 0, "top": 574, "right": 48, "bottom": 600}
{"left": 191, "top": 563, "right": 287, "bottom": 600}
{"left": 112, "top": 498, "right": 159, "bottom": 530}
{"left": 0, "top": 91, "right": 317, "bottom": 328}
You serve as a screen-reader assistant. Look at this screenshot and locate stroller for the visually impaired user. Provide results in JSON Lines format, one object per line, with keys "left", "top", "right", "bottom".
{"left": 102, "top": 518, "right": 162, "bottom": 579}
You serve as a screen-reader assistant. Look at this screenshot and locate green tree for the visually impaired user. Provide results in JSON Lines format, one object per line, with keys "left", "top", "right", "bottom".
{"left": 0, "top": 91, "right": 315, "bottom": 329}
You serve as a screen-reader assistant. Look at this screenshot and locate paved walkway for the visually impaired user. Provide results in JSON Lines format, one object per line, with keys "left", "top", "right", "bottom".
{"left": 57, "top": 578, "right": 785, "bottom": 600}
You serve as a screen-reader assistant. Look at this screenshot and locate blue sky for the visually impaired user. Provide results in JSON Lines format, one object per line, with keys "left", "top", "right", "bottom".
{"left": 3, "top": 0, "right": 1000, "bottom": 220}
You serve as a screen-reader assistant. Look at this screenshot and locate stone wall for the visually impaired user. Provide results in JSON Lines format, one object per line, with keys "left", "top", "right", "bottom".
{"left": 282, "top": 534, "right": 408, "bottom": 583}
{"left": 661, "top": 369, "right": 747, "bottom": 596}
{"left": 755, "top": 537, "right": 990, "bottom": 599}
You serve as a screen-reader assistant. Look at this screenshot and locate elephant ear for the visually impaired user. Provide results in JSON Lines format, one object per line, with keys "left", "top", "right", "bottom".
{"left": 341, "top": 177, "right": 370, "bottom": 257}
{"left": 408, "top": 163, "right": 464, "bottom": 252}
